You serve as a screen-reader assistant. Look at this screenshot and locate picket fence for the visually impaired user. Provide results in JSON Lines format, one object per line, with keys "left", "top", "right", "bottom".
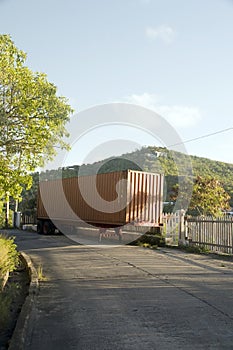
{"left": 22, "top": 213, "right": 37, "bottom": 225}
{"left": 161, "top": 211, "right": 183, "bottom": 245}
{"left": 186, "top": 216, "right": 233, "bottom": 254}
{"left": 21, "top": 211, "right": 233, "bottom": 254}
{"left": 162, "top": 213, "right": 233, "bottom": 254}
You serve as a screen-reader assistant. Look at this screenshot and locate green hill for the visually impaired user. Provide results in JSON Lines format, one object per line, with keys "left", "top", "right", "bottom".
{"left": 23, "top": 146, "right": 233, "bottom": 218}
{"left": 58, "top": 146, "right": 233, "bottom": 207}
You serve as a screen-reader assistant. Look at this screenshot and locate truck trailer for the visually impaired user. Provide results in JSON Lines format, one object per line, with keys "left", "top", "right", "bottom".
{"left": 37, "top": 169, "right": 164, "bottom": 237}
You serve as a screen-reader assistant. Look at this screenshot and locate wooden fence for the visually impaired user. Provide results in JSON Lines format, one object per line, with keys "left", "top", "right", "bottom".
{"left": 186, "top": 216, "right": 233, "bottom": 254}
{"left": 21, "top": 211, "right": 233, "bottom": 254}
{"left": 161, "top": 213, "right": 233, "bottom": 254}
{"left": 21, "top": 213, "right": 37, "bottom": 225}
{"left": 162, "top": 211, "right": 184, "bottom": 245}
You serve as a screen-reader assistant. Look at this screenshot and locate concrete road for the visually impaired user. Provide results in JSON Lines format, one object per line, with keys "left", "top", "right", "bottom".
{"left": 8, "top": 230, "right": 233, "bottom": 349}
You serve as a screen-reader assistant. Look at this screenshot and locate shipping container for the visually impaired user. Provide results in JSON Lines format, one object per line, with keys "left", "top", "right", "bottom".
{"left": 37, "top": 170, "right": 164, "bottom": 235}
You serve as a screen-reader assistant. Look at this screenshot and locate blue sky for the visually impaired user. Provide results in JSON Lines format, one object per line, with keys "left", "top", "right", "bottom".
{"left": 1, "top": 0, "right": 233, "bottom": 165}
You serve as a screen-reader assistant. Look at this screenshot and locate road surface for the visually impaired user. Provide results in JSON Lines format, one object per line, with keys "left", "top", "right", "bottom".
{"left": 7, "top": 230, "right": 233, "bottom": 349}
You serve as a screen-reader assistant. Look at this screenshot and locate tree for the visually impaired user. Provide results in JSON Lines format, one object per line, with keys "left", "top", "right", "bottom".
{"left": 171, "top": 176, "right": 230, "bottom": 217}
{"left": 169, "top": 176, "right": 194, "bottom": 211}
{"left": 19, "top": 172, "right": 39, "bottom": 217}
{"left": 0, "top": 35, "right": 73, "bottom": 224}
{"left": 189, "top": 176, "right": 230, "bottom": 217}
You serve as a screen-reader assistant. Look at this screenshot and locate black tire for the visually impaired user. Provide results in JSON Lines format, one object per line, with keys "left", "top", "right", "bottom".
{"left": 43, "top": 221, "right": 55, "bottom": 235}
{"left": 37, "top": 220, "right": 44, "bottom": 234}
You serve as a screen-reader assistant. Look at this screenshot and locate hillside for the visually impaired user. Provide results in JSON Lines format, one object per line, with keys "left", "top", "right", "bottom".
{"left": 40, "top": 146, "right": 233, "bottom": 207}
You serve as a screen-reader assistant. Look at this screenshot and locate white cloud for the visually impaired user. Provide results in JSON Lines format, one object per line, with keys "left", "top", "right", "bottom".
{"left": 155, "top": 105, "right": 201, "bottom": 128}
{"left": 126, "top": 93, "right": 160, "bottom": 109}
{"left": 125, "top": 93, "right": 202, "bottom": 128}
{"left": 145, "top": 25, "right": 175, "bottom": 44}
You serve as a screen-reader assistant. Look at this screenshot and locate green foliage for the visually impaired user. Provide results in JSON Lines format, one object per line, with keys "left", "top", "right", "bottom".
{"left": 0, "top": 235, "right": 19, "bottom": 290}
{"left": 19, "top": 172, "right": 39, "bottom": 217}
{"left": 130, "top": 234, "right": 166, "bottom": 248}
{"left": 189, "top": 176, "right": 230, "bottom": 216}
{"left": 0, "top": 34, "right": 73, "bottom": 204}
{"left": 171, "top": 176, "right": 230, "bottom": 217}
{"left": 170, "top": 176, "right": 194, "bottom": 211}
{"left": 179, "top": 244, "right": 210, "bottom": 254}
{"left": 0, "top": 275, "right": 21, "bottom": 329}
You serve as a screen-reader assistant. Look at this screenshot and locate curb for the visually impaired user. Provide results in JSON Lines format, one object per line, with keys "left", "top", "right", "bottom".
{"left": 8, "top": 252, "right": 39, "bottom": 350}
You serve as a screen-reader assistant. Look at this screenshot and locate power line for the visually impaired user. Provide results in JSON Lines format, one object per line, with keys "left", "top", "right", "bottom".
{"left": 168, "top": 127, "right": 233, "bottom": 148}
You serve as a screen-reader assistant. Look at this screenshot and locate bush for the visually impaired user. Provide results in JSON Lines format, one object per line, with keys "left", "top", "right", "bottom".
{"left": 0, "top": 235, "right": 19, "bottom": 290}
{"left": 179, "top": 243, "right": 209, "bottom": 254}
{"left": 129, "top": 233, "right": 166, "bottom": 248}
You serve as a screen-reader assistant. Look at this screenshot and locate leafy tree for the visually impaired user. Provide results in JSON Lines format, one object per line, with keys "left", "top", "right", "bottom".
{"left": 169, "top": 176, "right": 194, "bottom": 211}
{"left": 188, "top": 176, "right": 230, "bottom": 216}
{"left": 19, "top": 172, "right": 39, "bottom": 217}
{"left": 171, "top": 176, "right": 230, "bottom": 217}
{"left": 0, "top": 34, "right": 73, "bottom": 224}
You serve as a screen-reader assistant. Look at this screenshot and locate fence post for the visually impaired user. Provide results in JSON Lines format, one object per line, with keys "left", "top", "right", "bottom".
{"left": 178, "top": 210, "right": 186, "bottom": 246}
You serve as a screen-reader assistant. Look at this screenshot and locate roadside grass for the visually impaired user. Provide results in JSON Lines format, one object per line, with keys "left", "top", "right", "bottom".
{"left": 163, "top": 242, "right": 233, "bottom": 261}
{"left": 0, "top": 292, "right": 12, "bottom": 325}
{"left": 0, "top": 234, "right": 19, "bottom": 328}
{"left": 0, "top": 282, "right": 21, "bottom": 326}
{"left": 128, "top": 233, "right": 166, "bottom": 250}
{"left": 37, "top": 264, "right": 47, "bottom": 281}
{"left": 128, "top": 233, "right": 229, "bottom": 257}
{"left": 0, "top": 234, "right": 19, "bottom": 290}
{"left": 178, "top": 244, "right": 210, "bottom": 254}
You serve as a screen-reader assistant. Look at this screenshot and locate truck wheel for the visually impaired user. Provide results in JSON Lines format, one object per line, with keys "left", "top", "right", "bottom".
{"left": 37, "top": 220, "right": 44, "bottom": 234}
{"left": 43, "top": 221, "right": 53, "bottom": 235}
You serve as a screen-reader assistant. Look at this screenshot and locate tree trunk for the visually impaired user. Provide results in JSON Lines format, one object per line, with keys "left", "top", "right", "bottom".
{"left": 5, "top": 200, "right": 9, "bottom": 228}
{"left": 15, "top": 199, "right": 18, "bottom": 212}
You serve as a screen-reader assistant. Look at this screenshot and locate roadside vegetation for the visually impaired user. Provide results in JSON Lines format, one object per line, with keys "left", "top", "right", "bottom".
{"left": 0, "top": 34, "right": 73, "bottom": 227}
{"left": 0, "top": 235, "right": 19, "bottom": 326}
{"left": 37, "top": 264, "right": 47, "bottom": 281}
{"left": 0, "top": 235, "right": 19, "bottom": 290}
{"left": 129, "top": 233, "right": 166, "bottom": 249}
{"left": 0, "top": 234, "right": 30, "bottom": 348}
{"left": 177, "top": 243, "right": 210, "bottom": 254}
{"left": 131, "top": 234, "right": 231, "bottom": 258}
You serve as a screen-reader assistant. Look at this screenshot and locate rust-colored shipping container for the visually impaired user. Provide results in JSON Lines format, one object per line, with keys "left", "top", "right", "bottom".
{"left": 37, "top": 170, "right": 164, "bottom": 234}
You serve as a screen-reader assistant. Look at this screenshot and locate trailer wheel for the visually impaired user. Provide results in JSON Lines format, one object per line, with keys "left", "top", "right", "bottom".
{"left": 37, "top": 220, "right": 44, "bottom": 234}
{"left": 43, "top": 221, "right": 55, "bottom": 235}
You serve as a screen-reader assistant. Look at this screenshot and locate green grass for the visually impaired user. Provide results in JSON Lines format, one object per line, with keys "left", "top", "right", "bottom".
{"left": 0, "top": 234, "right": 19, "bottom": 328}
{"left": 37, "top": 264, "right": 47, "bottom": 281}
{"left": 0, "top": 281, "right": 21, "bottom": 327}
{"left": 178, "top": 243, "right": 210, "bottom": 254}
